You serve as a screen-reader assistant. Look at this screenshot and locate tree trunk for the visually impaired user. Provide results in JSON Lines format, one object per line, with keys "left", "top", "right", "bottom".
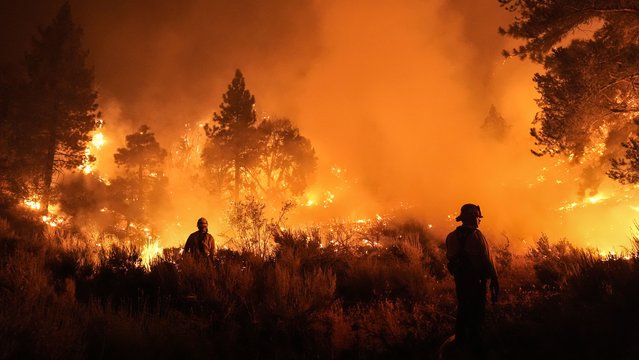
{"left": 234, "top": 157, "right": 240, "bottom": 201}
{"left": 41, "top": 127, "right": 57, "bottom": 215}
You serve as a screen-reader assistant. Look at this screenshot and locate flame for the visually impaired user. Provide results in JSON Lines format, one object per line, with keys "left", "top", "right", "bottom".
{"left": 41, "top": 214, "right": 65, "bottom": 227}
{"left": 304, "top": 190, "right": 336, "bottom": 208}
{"left": 79, "top": 146, "right": 94, "bottom": 174}
{"left": 306, "top": 197, "right": 316, "bottom": 206}
{"left": 586, "top": 193, "right": 609, "bottom": 204}
{"left": 558, "top": 193, "right": 610, "bottom": 211}
{"left": 22, "top": 194, "right": 68, "bottom": 227}
{"left": 78, "top": 127, "right": 107, "bottom": 175}
{"left": 91, "top": 132, "right": 105, "bottom": 149}
{"left": 97, "top": 176, "right": 111, "bottom": 185}
{"left": 598, "top": 248, "right": 633, "bottom": 261}
{"left": 23, "top": 197, "right": 42, "bottom": 211}
{"left": 140, "top": 240, "right": 163, "bottom": 269}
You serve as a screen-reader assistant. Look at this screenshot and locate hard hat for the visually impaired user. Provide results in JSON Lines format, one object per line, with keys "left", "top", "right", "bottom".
{"left": 455, "top": 204, "right": 482, "bottom": 222}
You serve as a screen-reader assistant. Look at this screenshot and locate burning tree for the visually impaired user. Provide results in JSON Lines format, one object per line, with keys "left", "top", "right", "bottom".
{"left": 499, "top": 1, "right": 639, "bottom": 183}
{"left": 203, "top": 70, "right": 317, "bottom": 202}
{"left": 19, "top": 2, "right": 99, "bottom": 211}
{"left": 112, "top": 125, "right": 168, "bottom": 225}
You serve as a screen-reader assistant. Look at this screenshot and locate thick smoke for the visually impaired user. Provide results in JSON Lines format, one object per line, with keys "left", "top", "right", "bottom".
{"left": 2, "top": 0, "right": 637, "bottom": 250}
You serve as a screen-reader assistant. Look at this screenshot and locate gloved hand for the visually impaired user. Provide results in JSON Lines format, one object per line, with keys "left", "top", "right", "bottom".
{"left": 490, "top": 277, "right": 500, "bottom": 304}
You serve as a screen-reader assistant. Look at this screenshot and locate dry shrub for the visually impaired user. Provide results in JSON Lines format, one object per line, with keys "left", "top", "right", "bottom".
{"left": 263, "top": 263, "right": 336, "bottom": 319}
{"left": 322, "top": 302, "right": 354, "bottom": 353}
{"left": 526, "top": 234, "right": 581, "bottom": 289}
{"left": 338, "top": 242, "right": 430, "bottom": 303}
{"left": 350, "top": 300, "right": 410, "bottom": 354}
{"left": 0, "top": 229, "right": 86, "bottom": 360}
{"left": 175, "top": 255, "right": 217, "bottom": 301}
{"left": 567, "top": 251, "right": 639, "bottom": 304}
{"left": 211, "top": 253, "right": 256, "bottom": 318}
{"left": 494, "top": 235, "right": 514, "bottom": 274}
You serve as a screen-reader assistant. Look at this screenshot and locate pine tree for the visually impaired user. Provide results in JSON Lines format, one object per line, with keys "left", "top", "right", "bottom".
{"left": 23, "top": 2, "right": 99, "bottom": 212}
{"left": 203, "top": 69, "right": 258, "bottom": 200}
{"left": 500, "top": 0, "right": 639, "bottom": 182}
{"left": 114, "top": 125, "right": 167, "bottom": 181}
{"left": 480, "top": 105, "right": 510, "bottom": 142}
{"left": 112, "top": 125, "right": 168, "bottom": 224}
{"left": 0, "top": 64, "right": 35, "bottom": 202}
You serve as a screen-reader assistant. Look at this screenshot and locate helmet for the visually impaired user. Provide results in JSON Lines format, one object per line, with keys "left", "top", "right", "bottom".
{"left": 197, "top": 217, "right": 208, "bottom": 225}
{"left": 455, "top": 204, "right": 482, "bottom": 222}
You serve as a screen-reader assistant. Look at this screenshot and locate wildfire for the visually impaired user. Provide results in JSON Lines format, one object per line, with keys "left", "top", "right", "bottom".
{"left": 23, "top": 197, "right": 42, "bottom": 211}
{"left": 598, "top": 248, "right": 633, "bottom": 261}
{"left": 21, "top": 194, "right": 69, "bottom": 228}
{"left": 91, "top": 131, "right": 105, "bottom": 149}
{"left": 80, "top": 148, "right": 93, "bottom": 174}
{"left": 78, "top": 124, "right": 106, "bottom": 175}
{"left": 42, "top": 214, "right": 65, "bottom": 227}
{"left": 558, "top": 192, "right": 610, "bottom": 211}
{"left": 587, "top": 193, "right": 609, "bottom": 204}
{"left": 140, "top": 240, "right": 163, "bottom": 269}
{"left": 303, "top": 190, "right": 336, "bottom": 208}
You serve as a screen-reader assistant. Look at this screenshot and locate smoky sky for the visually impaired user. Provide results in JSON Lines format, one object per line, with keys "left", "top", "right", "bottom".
{"left": 1, "top": 0, "right": 321, "bottom": 126}
{"left": 0, "top": 0, "right": 509, "bottom": 131}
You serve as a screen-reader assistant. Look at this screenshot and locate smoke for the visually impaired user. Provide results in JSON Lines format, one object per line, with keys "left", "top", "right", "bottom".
{"left": 3, "top": 0, "right": 638, "bottom": 250}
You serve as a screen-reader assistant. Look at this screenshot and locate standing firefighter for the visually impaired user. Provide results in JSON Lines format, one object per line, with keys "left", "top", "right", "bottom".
{"left": 184, "top": 217, "right": 215, "bottom": 258}
{"left": 446, "top": 203, "right": 499, "bottom": 352}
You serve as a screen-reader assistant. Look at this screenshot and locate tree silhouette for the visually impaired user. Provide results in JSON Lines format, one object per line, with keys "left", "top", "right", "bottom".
{"left": 22, "top": 2, "right": 99, "bottom": 212}
{"left": 500, "top": 0, "right": 639, "bottom": 182}
{"left": 202, "top": 71, "right": 317, "bottom": 202}
{"left": 112, "top": 125, "right": 167, "bottom": 224}
{"left": 480, "top": 105, "right": 510, "bottom": 142}
{"left": 252, "top": 118, "right": 317, "bottom": 200}
{"left": 203, "top": 69, "right": 258, "bottom": 200}
{"left": 114, "top": 125, "right": 167, "bottom": 181}
{"left": 0, "top": 64, "right": 37, "bottom": 202}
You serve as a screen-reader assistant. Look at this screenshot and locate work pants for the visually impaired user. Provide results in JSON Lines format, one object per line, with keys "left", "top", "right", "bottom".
{"left": 454, "top": 275, "right": 487, "bottom": 347}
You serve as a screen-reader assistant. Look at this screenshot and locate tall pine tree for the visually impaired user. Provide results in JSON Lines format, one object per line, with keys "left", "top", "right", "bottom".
{"left": 24, "top": 2, "right": 99, "bottom": 212}
{"left": 203, "top": 69, "right": 258, "bottom": 201}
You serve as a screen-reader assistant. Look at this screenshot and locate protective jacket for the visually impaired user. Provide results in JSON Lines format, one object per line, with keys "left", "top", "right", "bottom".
{"left": 445, "top": 225, "right": 497, "bottom": 279}
{"left": 184, "top": 231, "right": 215, "bottom": 257}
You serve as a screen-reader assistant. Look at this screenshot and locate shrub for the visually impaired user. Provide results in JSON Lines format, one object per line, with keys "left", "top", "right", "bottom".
{"left": 526, "top": 234, "right": 581, "bottom": 289}
{"left": 494, "top": 235, "right": 514, "bottom": 274}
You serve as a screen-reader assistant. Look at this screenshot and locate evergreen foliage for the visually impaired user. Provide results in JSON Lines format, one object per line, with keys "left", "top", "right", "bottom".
{"left": 112, "top": 125, "right": 168, "bottom": 225}
{"left": 202, "top": 71, "right": 316, "bottom": 202}
{"left": 500, "top": 0, "right": 639, "bottom": 181}
{"left": 21, "top": 2, "right": 100, "bottom": 210}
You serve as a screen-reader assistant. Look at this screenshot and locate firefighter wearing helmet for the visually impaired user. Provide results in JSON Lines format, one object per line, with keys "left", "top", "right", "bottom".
{"left": 445, "top": 204, "right": 499, "bottom": 353}
{"left": 184, "top": 217, "right": 215, "bottom": 258}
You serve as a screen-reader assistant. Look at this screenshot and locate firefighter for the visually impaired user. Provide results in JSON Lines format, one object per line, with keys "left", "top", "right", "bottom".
{"left": 446, "top": 203, "right": 499, "bottom": 351}
{"left": 184, "top": 217, "right": 215, "bottom": 258}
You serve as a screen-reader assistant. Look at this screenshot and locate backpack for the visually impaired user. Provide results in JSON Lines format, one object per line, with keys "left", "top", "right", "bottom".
{"left": 447, "top": 227, "right": 473, "bottom": 277}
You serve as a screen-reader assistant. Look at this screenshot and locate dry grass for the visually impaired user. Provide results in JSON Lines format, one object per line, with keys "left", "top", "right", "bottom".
{"left": 2, "top": 217, "right": 639, "bottom": 358}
